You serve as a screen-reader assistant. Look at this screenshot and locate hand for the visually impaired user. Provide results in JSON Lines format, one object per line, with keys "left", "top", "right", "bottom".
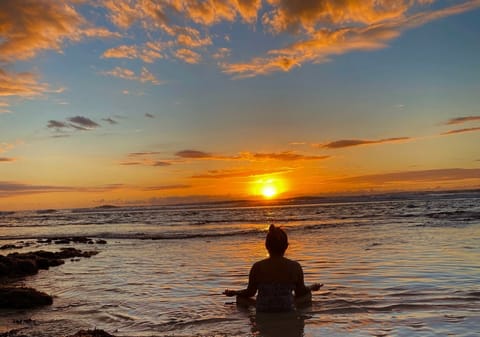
{"left": 223, "top": 289, "right": 237, "bottom": 297}
{"left": 309, "top": 283, "right": 323, "bottom": 292}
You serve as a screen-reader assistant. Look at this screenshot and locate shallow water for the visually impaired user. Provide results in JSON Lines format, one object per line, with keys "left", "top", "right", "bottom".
{"left": 1, "top": 194, "right": 480, "bottom": 336}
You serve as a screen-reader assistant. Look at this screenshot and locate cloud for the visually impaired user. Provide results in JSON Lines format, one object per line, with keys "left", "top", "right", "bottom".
{"left": 222, "top": 1, "right": 480, "bottom": 78}
{"left": 0, "top": 181, "right": 76, "bottom": 197}
{"left": 0, "top": 101, "right": 11, "bottom": 113}
{"left": 128, "top": 152, "right": 163, "bottom": 157}
{"left": 0, "top": 142, "right": 15, "bottom": 154}
{"left": 441, "top": 126, "right": 480, "bottom": 135}
{"left": 0, "top": 181, "right": 124, "bottom": 197}
{"left": 192, "top": 167, "right": 292, "bottom": 179}
{"left": 141, "top": 184, "right": 190, "bottom": 191}
{"left": 262, "top": 0, "right": 410, "bottom": 34}
{"left": 175, "top": 48, "right": 202, "bottom": 64}
{"left": 0, "top": 69, "right": 50, "bottom": 97}
{"left": 445, "top": 116, "right": 480, "bottom": 125}
{"left": 47, "top": 120, "right": 69, "bottom": 130}
{"left": 176, "top": 150, "right": 213, "bottom": 159}
{"left": 176, "top": 27, "right": 212, "bottom": 48}
{"left": 0, "top": 157, "right": 16, "bottom": 163}
{"left": 0, "top": 0, "right": 119, "bottom": 62}
{"left": 102, "top": 67, "right": 162, "bottom": 84}
{"left": 68, "top": 116, "right": 100, "bottom": 129}
{"left": 320, "top": 137, "right": 411, "bottom": 149}
{"left": 332, "top": 168, "right": 480, "bottom": 184}
{"left": 145, "top": 113, "right": 155, "bottom": 118}
{"left": 102, "top": 117, "right": 118, "bottom": 125}
{"left": 102, "top": 44, "right": 164, "bottom": 63}
{"left": 212, "top": 47, "right": 231, "bottom": 59}
{"left": 240, "top": 151, "right": 330, "bottom": 161}
{"left": 120, "top": 160, "right": 172, "bottom": 167}
{"left": 47, "top": 116, "right": 100, "bottom": 133}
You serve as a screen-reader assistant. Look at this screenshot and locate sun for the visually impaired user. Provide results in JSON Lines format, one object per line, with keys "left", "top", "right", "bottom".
{"left": 251, "top": 177, "right": 287, "bottom": 199}
{"left": 261, "top": 185, "right": 277, "bottom": 199}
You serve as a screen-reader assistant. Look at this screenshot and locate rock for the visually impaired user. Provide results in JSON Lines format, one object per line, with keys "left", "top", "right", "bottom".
{"left": 0, "top": 287, "right": 53, "bottom": 309}
{"left": 0, "top": 244, "right": 22, "bottom": 250}
{"left": 95, "top": 239, "right": 107, "bottom": 245}
{"left": 0, "top": 249, "right": 97, "bottom": 278}
{"left": 67, "top": 329, "right": 116, "bottom": 337}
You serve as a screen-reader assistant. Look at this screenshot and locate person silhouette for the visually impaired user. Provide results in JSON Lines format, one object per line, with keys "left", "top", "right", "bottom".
{"left": 224, "top": 224, "right": 322, "bottom": 312}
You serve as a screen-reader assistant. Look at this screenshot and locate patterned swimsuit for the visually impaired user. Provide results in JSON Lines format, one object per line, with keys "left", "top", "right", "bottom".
{"left": 256, "top": 283, "right": 295, "bottom": 312}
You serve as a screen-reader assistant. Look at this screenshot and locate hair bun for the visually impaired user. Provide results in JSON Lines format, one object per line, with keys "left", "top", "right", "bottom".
{"left": 269, "top": 224, "right": 276, "bottom": 232}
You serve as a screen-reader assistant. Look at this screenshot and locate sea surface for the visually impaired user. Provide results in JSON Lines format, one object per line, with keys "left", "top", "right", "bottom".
{"left": 1, "top": 191, "right": 480, "bottom": 336}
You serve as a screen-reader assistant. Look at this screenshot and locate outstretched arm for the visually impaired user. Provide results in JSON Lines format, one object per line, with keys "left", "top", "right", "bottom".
{"left": 223, "top": 264, "right": 258, "bottom": 298}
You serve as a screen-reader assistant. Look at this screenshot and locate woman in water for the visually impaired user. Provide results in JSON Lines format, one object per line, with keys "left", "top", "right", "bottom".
{"left": 224, "top": 224, "right": 322, "bottom": 312}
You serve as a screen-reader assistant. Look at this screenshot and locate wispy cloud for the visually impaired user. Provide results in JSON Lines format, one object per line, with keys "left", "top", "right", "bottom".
{"left": 0, "top": 69, "right": 50, "bottom": 97}
{"left": 175, "top": 150, "right": 213, "bottom": 159}
{"left": 175, "top": 49, "right": 202, "bottom": 64}
{"left": 441, "top": 126, "right": 480, "bottom": 135}
{"left": 445, "top": 116, "right": 480, "bottom": 125}
{"left": 192, "top": 167, "right": 292, "bottom": 179}
{"left": 101, "top": 67, "right": 162, "bottom": 85}
{"left": 141, "top": 184, "right": 190, "bottom": 191}
{"left": 0, "top": 101, "right": 11, "bottom": 113}
{"left": 319, "top": 137, "right": 411, "bottom": 149}
{"left": 145, "top": 113, "right": 155, "bottom": 118}
{"left": 120, "top": 160, "right": 172, "bottom": 167}
{"left": 174, "top": 149, "right": 329, "bottom": 161}
{"left": 102, "top": 44, "right": 164, "bottom": 63}
{"left": 102, "top": 117, "right": 118, "bottom": 125}
{"left": 0, "top": 157, "right": 16, "bottom": 163}
{"left": 332, "top": 168, "right": 480, "bottom": 184}
{"left": 0, "top": 181, "right": 125, "bottom": 197}
{"left": 240, "top": 151, "right": 330, "bottom": 161}
{"left": 222, "top": 1, "right": 480, "bottom": 78}
{"left": 47, "top": 116, "right": 100, "bottom": 133}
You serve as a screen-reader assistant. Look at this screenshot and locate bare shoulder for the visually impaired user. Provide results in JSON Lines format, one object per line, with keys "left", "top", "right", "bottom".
{"left": 284, "top": 258, "right": 303, "bottom": 270}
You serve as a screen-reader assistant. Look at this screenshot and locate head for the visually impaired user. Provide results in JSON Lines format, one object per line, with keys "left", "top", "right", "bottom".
{"left": 265, "top": 224, "right": 288, "bottom": 256}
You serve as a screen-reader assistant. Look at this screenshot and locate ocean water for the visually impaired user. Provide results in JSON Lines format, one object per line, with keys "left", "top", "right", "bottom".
{"left": 1, "top": 192, "right": 480, "bottom": 336}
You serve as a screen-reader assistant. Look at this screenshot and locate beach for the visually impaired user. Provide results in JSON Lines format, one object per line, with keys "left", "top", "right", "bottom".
{"left": 1, "top": 192, "right": 479, "bottom": 336}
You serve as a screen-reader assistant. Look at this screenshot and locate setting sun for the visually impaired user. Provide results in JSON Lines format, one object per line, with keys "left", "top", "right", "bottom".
{"left": 261, "top": 185, "right": 277, "bottom": 198}
{"left": 251, "top": 177, "right": 287, "bottom": 199}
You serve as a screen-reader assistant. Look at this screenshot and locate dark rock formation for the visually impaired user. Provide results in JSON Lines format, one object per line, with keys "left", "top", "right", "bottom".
{"left": 0, "top": 248, "right": 98, "bottom": 278}
{"left": 0, "top": 248, "right": 99, "bottom": 310}
{"left": 67, "top": 329, "right": 115, "bottom": 337}
{"left": 0, "top": 287, "right": 53, "bottom": 309}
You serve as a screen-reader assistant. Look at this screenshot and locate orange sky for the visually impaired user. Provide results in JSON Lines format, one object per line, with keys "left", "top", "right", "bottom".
{"left": 1, "top": 0, "right": 480, "bottom": 210}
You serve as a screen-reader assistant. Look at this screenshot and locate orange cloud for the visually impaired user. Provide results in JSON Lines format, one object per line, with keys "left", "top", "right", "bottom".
{"left": 222, "top": 1, "right": 480, "bottom": 78}
{"left": 192, "top": 167, "right": 292, "bottom": 179}
{"left": 102, "top": 67, "right": 162, "bottom": 84}
{"left": 240, "top": 151, "right": 330, "bottom": 161}
{"left": 176, "top": 27, "right": 212, "bottom": 48}
{"left": 175, "top": 48, "right": 202, "bottom": 64}
{"left": 141, "top": 184, "right": 191, "bottom": 191}
{"left": 0, "top": 69, "right": 50, "bottom": 97}
{"left": 102, "top": 44, "right": 164, "bottom": 63}
{"left": 0, "top": 142, "right": 15, "bottom": 154}
{"left": 0, "top": 157, "right": 16, "bottom": 163}
{"left": 441, "top": 127, "right": 480, "bottom": 135}
{"left": 174, "top": 149, "right": 329, "bottom": 161}
{"left": 319, "top": 137, "right": 411, "bottom": 149}
{"left": 332, "top": 168, "right": 480, "bottom": 184}
{"left": 0, "top": 0, "right": 118, "bottom": 62}
{"left": 445, "top": 116, "right": 480, "bottom": 125}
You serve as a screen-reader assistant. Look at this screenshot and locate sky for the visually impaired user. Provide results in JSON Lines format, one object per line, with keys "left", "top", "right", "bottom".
{"left": 1, "top": 0, "right": 480, "bottom": 210}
